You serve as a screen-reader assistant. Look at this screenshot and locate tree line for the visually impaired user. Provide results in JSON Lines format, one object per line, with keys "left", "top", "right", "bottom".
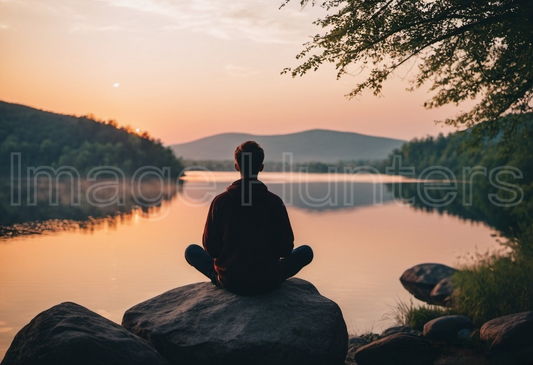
{"left": 0, "top": 101, "right": 184, "bottom": 177}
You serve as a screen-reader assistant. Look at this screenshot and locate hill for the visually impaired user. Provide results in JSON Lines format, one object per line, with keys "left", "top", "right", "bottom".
{"left": 170, "top": 130, "right": 405, "bottom": 163}
{"left": 0, "top": 101, "right": 183, "bottom": 176}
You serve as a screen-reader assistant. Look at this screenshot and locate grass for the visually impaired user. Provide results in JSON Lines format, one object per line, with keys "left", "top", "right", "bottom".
{"left": 384, "top": 226, "right": 533, "bottom": 332}
{"left": 386, "top": 248, "right": 533, "bottom": 331}
{"left": 450, "top": 225, "right": 533, "bottom": 326}
{"left": 384, "top": 298, "right": 452, "bottom": 331}
{"left": 452, "top": 251, "right": 533, "bottom": 325}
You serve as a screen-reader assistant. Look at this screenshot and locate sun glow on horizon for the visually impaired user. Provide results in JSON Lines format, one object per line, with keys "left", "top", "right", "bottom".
{"left": 0, "top": 0, "right": 465, "bottom": 145}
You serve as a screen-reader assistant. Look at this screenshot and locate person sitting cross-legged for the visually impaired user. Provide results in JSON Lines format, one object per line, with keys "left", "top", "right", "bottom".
{"left": 185, "top": 141, "right": 313, "bottom": 295}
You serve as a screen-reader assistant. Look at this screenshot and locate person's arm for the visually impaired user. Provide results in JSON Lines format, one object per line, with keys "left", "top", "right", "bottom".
{"left": 278, "top": 203, "right": 295, "bottom": 258}
{"left": 202, "top": 197, "right": 223, "bottom": 258}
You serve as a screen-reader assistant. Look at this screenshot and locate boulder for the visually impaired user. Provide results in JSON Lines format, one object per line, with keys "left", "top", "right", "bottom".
{"left": 353, "top": 333, "right": 439, "bottom": 365}
{"left": 400, "top": 263, "right": 457, "bottom": 305}
{"left": 430, "top": 277, "right": 454, "bottom": 305}
{"left": 122, "top": 278, "right": 348, "bottom": 365}
{"left": 480, "top": 311, "right": 533, "bottom": 365}
{"left": 423, "top": 315, "right": 474, "bottom": 342}
{"left": 1, "top": 302, "right": 168, "bottom": 365}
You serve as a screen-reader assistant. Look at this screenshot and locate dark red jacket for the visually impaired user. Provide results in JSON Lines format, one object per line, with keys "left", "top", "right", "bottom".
{"left": 203, "top": 179, "right": 294, "bottom": 294}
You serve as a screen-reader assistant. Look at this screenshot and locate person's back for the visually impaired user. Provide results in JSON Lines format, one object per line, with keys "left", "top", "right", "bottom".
{"left": 185, "top": 141, "right": 313, "bottom": 295}
{"left": 203, "top": 178, "right": 294, "bottom": 294}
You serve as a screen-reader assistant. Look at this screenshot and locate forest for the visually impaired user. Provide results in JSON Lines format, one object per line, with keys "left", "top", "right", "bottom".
{"left": 0, "top": 101, "right": 184, "bottom": 177}
{"left": 377, "top": 114, "right": 533, "bottom": 226}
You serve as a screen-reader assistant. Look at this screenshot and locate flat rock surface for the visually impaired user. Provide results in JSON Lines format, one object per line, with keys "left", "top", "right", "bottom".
{"left": 122, "top": 278, "right": 348, "bottom": 365}
{"left": 480, "top": 311, "right": 533, "bottom": 365}
{"left": 1, "top": 302, "right": 168, "bottom": 365}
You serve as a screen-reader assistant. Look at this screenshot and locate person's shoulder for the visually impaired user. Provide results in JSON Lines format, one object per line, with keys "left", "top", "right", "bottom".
{"left": 212, "top": 190, "right": 231, "bottom": 204}
{"left": 265, "top": 190, "right": 286, "bottom": 207}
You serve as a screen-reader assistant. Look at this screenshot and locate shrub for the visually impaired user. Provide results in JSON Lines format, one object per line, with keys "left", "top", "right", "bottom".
{"left": 385, "top": 299, "right": 452, "bottom": 330}
{"left": 452, "top": 252, "right": 533, "bottom": 325}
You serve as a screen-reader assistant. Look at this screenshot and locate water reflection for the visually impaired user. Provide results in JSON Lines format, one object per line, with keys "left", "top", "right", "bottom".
{"left": 181, "top": 181, "right": 394, "bottom": 212}
{"left": 0, "top": 172, "right": 507, "bottom": 358}
{"left": 0, "top": 178, "right": 178, "bottom": 238}
{"left": 386, "top": 182, "right": 521, "bottom": 236}
{"left": 1, "top": 174, "right": 520, "bottom": 238}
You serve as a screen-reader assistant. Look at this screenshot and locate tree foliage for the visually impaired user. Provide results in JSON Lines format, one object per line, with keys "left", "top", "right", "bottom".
{"left": 283, "top": 0, "right": 533, "bottom": 136}
{"left": 374, "top": 113, "right": 533, "bottom": 236}
{"left": 0, "top": 101, "right": 184, "bottom": 177}
{"left": 377, "top": 113, "right": 533, "bottom": 181}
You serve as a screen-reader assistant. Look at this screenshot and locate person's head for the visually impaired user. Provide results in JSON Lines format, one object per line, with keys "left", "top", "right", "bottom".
{"left": 234, "top": 141, "right": 264, "bottom": 178}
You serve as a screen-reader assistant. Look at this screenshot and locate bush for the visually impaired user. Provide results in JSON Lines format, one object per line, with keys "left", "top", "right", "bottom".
{"left": 409, "top": 306, "right": 453, "bottom": 330}
{"left": 452, "top": 241, "right": 533, "bottom": 325}
{"left": 386, "top": 299, "right": 452, "bottom": 330}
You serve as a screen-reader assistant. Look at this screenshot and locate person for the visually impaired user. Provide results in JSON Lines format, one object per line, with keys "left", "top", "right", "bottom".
{"left": 185, "top": 141, "right": 313, "bottom": 295}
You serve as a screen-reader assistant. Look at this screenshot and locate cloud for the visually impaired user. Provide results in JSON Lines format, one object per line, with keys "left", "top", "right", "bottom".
{"left": 225, "top": 64, "right": 260, "bottom": 77}
{"left": 69, "top": 23, "right": 124, "bottom": 33}
{"left": 95, "top": 0, "right": 314, "bottom": 44}
{"left": 2, "top": 0, "right": 83, "bottom": 17}
{"left": 94, "top": 0, "right": 174, "bottom": 17}
{"left": 2, "top": 0, "right": 317, "bottom": 42}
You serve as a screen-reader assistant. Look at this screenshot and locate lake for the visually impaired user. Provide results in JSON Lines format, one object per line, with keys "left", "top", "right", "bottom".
{"left": 0, "top": 171, "right": 501, "bottom": 358}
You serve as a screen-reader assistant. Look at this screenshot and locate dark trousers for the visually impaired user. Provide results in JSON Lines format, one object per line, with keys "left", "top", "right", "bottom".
{"left": 184, "top": 244, "right": 313, "bottom": 287}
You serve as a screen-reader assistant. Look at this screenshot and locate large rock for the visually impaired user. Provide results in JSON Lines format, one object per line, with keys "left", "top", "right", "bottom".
{"left": 353, "top": 333, "right": 439, "bottom": 365}
{"left": 122, "top": 278, "right": 348, "bottom": 365}
{"left": 1, "top": 302, "right": 168, "bottom": 365}
{"left": 480, "top": 311, "right": 533, "bottom": 365}
{"left": 400, "top": 263, "right": 457, "bottom": 305}
{"left": 423, "top": 315, "right": 474, "bottom": 342}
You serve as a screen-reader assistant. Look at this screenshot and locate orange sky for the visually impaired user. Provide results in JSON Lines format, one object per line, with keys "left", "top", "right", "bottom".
{"left": 0, "top": 0, "right": 472, "bottom": 145}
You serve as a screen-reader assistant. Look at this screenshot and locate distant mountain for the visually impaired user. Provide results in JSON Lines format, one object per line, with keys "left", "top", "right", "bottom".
{"left": 170, "top": 130, "right": 405, "bottom": 163}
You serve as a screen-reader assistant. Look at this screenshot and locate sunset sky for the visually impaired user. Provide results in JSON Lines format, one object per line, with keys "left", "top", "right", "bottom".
{"left": 0, "top": 0, "right": 472, "bottom": 145}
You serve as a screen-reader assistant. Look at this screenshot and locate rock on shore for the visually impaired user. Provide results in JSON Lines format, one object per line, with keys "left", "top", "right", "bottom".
{"left": 122, "top": 278, "right": 348, "bottom": 365}
{"left": 0, "top": 302, "right": 168, "bottom": 365}
{"left": 480, "top": 311, "right": 533, "bottom": 365}
{"left": 353, "top": 333, "right": 439, "bottom": 365}
{"left": 423, "top": 315, "right": 474, "bottom": 342}
{"left": 400, "top": 263, "right": 457, "bottom": 306}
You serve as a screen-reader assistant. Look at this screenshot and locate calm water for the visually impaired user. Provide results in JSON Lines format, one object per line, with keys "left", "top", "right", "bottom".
{"left": 0, "top": 172, "right": 500, "bottom": 357}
